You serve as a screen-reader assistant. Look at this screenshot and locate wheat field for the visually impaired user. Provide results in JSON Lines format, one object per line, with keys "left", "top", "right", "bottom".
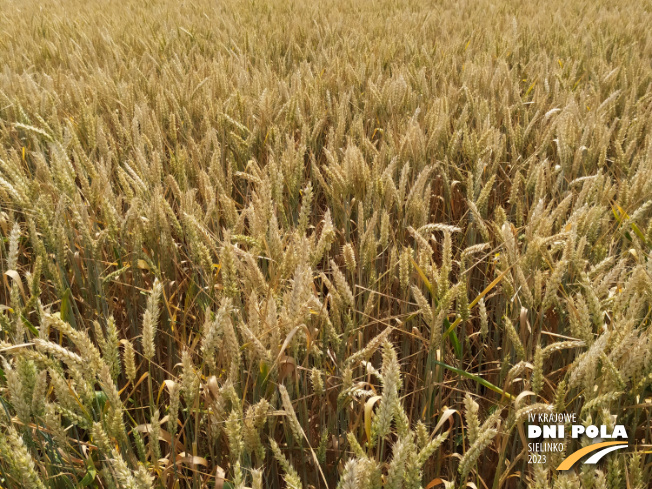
{"left": 0, "top": 0, "right": 651, "bottom": 487}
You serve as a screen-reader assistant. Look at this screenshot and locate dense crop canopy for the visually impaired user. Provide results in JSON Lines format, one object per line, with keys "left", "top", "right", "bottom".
{"left": 0, "top": 0, "right": 651, "bottom": 488}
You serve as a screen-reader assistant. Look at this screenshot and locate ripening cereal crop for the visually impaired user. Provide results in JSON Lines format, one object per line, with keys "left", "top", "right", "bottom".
{"left": 0, "top": 0, "right": 651, "bottom": 487}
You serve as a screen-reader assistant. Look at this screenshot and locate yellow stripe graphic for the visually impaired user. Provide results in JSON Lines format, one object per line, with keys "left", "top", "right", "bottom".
{"left": 557, "top": 441, "right": 628, "bottom": 471}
